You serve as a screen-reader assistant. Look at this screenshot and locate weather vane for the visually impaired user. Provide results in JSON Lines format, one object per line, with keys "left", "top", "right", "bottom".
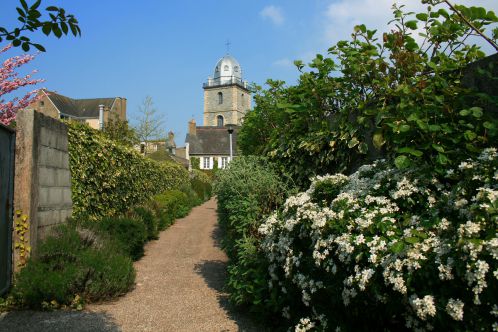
{"left": 225, "top": 39, "right": 231, "bottom": 54}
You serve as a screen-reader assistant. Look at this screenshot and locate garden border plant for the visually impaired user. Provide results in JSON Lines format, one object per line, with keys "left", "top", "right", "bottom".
{"left": 222, "top": 1, "right": 498, "bottom": 331}
{"left": 67, "top": 121, "right": 189, "bottom": 220}
{"left": 214, "top": 156, "right": 295, "bottom": 321}
{"left": 258, "top": 148, "right": 497, "bottom": 331}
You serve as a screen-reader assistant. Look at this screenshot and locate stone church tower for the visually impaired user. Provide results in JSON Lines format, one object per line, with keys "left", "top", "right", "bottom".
{"left": 203, "top": 54, "right": 251, "bottom": 126}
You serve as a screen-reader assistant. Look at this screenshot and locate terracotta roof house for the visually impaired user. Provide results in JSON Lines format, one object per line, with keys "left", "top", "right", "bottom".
{"left": 26, "top": 90, "right": 127, "bottom": 129}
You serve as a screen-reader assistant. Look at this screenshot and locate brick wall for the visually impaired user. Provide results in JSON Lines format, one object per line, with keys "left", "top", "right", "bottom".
{"left": 14, "top": 110, "right": 72, "bottom": 269}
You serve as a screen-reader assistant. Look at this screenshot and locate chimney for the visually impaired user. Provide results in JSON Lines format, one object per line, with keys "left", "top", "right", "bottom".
{"left": 188, "top": 119, "right": 196, "bottom": 136}
{"left": 99, "top": 104, "right": 104, "bottom": 130}
{"left": 168, "top": 131, "right": 175, "bottom": 145}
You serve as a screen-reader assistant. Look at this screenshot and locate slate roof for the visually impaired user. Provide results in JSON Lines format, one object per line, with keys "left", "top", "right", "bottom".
{"left": 45, "top": 90, "right": 116, "bottom": 118}
{"left": 186, "top": 126, "right": 239, "bottom": 156}
{"left": 170, "top": 155, "right": 189, "bottom": 168}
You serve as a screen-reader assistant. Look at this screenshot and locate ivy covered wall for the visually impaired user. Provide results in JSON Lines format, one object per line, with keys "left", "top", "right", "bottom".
{"left": 67, "top": 122, "right": 189, "bottom": 220}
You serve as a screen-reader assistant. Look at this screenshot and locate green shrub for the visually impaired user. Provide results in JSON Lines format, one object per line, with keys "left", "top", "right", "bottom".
{"left": 144, "top": 200, "right": 171, "bottom": 231}
{"left": 259, "top": 149, "right": 498, "bottom": 331}
{"left": 132, "top": 207, "right": 159, "bottom": 240}
{"left": 82, "top": 217, "right": 147, "bottom": 260}
{"left": 190, "top": 156, "right": 200, "bottom": 170}
{"left": 13, "top": 223, "right": 135, "bottom": 308}
{"left": 214, "top": 156, "right": 293, "bottom": 320}
{"left": 190, "top": 169, "right": 212, "bottom": 202}
{"left": 182, "top": 185, "right": 202, "bottom": 208}
{"left": 154, "top": 190, "right": 191, "bottom": 220}
{"left": 67, "top": 122, "right": 189, "bottom": 220}
{"left": 238, "top": 4, "right": 498, "bottom": 187}
{"left": 147, "top": 149, "right": 173, "bottom": 162}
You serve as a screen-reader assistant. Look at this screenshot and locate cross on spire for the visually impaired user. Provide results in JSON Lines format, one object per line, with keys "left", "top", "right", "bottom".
{"left": 225, "top": 39, "right": 231, "bottom": 54}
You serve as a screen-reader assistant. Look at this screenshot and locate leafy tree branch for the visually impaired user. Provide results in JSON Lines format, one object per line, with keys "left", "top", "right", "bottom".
{"left": 0, "top": 0, "right": 81, "bottom": 52}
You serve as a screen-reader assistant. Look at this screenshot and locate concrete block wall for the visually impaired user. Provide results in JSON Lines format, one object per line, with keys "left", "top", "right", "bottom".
{"left": 14, "top": 110, "right": 72, "bottom": 268}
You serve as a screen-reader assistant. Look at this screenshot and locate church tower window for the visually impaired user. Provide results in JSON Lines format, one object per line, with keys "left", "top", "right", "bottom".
{"left": 218, "top": 92, "right": 223, "bottom": 104}
{"left": 217, "top": 115, "right": 224, "bottom": 127}
{"left": 224, "top": 65, "right": 229, "bottom": 71}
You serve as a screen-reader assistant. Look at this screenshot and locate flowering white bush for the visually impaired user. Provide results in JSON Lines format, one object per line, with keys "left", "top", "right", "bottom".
{"left": 259, "top": 149, "right": 497, "bottom": 331}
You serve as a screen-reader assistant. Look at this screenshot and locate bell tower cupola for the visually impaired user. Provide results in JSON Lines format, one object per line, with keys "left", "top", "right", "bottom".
{"left": 203, "top": 54, "right": 251, "bottom": 126}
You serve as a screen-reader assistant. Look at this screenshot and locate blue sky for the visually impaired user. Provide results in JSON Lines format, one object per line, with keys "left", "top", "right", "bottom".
{"left": 1, "top": 0, "right": 497, "bottom": 142}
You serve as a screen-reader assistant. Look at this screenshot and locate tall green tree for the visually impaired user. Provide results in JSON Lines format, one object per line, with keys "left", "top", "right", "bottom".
{"left": 239, "top": 2, "right": 498, "bottom": 187}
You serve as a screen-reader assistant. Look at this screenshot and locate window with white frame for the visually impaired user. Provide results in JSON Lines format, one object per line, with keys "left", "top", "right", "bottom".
{"left": 221, "top": 157, "right": 228, "bottom": 169}
{"left": 203, "top": 157, "right": 211, "bottom": 169}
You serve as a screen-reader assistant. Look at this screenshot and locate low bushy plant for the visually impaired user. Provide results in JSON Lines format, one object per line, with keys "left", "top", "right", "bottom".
{"left": 145, "top": 200, "right": 170, "bottom": 231}
{"left": 13, "top": 223, "right": 135, "bottom": 308}
{"left": 190, "top": 169, "right": 212, "bottom": 202}
{"left": 154, "top": 190, "right": 191, "bottom": 220}
{"left": 258, "top": 149, "right": 497, "bottom": 331}
{"left": 181, "top": 185, "right": 202, "bottom": 208}
{"left": 214, "top": 156, "right": 294, "bottom": 319}
{"left": 132, "top": 207, "right": 159, "bottom": 240}
{"left": 82, "top": 217, "right": 148, "bottom": 260}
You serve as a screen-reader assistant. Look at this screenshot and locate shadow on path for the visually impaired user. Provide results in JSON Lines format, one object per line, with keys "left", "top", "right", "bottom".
{"left": 193, "top": 223, "right": 267, "bottom": 332}
{"left": 0, "top": 310, "right": 119, "bottom": 332}
{"left": 211, "top": 219, "right": 224, "bottom": 249}
{"left": 194, "top": 260, "right": 264, "bottom": 332}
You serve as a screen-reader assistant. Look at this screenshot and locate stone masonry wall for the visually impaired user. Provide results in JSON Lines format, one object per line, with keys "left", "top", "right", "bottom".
{"left": 14, "top": 110, "right": 72, "bottom": 269}
{"left": 203, "top": 85, "right": 249, "bottom": 126}
{"left": 31, "top": 92, "right": 59, "bottom": 119}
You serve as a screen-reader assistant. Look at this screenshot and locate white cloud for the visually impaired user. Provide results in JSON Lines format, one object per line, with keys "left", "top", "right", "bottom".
{"left": 260, "top": 5, "right": 284, "bottom": 26}
{"left": 322, "top": 0, "right": 498, "bottom": 53}
{"left": 324, "top": 0, "right": 423, "bottom": 44}
{"left": 273, "top": 58, "right": 294, "bottom": 67}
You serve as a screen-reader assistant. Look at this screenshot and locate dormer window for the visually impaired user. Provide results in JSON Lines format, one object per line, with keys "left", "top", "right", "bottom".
{"left": 234, "top": 66, "right": 239, "bottom": 72}
{"left": 224, "top": 65, "right": 229, "bottom": 71}
{"left": 215, "top": 66, "right": 219, "bottom": 72}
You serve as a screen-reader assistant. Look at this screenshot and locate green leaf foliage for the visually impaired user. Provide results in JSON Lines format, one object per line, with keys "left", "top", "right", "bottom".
{"left": 214, "top": 156, "right": 295, "bottom": 322}
{"left": 238, "top": 3, "right": 498, "bottom": 187}
{"left": 67, "top": 121, "right": 189, "bottom": 220}
{"left": 1, "top": 1, "right": 81, "bottom": 51}
{"left": 12, "top": 222, "right": 135, "bottom": 307}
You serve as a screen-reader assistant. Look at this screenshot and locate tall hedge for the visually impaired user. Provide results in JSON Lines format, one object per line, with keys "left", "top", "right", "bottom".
{"left": 67, "top": 122, "right": 189, "bottom": 220}
{"left": 214, "top": 156, "right": 294, "bottom": 320}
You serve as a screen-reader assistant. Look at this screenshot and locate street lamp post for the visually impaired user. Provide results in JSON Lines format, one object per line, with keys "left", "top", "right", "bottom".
{"left": 227, "top": 125, "right": 234, "bottom": 162}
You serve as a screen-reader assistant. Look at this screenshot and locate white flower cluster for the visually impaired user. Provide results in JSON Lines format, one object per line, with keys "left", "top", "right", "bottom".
{"left": 446, "top": 298, "right": 464, "bottom": 321}
{"left": 410, "top": 295, "right": 436, "bottom": 320}
{"left": 258, "top": 148, "right": 497, "bottom": 330}
{"left": 295, "top": 317, "right": 315, "bottom": 332}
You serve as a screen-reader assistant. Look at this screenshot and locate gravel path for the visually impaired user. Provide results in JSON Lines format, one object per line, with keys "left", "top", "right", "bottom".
{"left": 0, "top": 198, "right": 262, "bottom": 332}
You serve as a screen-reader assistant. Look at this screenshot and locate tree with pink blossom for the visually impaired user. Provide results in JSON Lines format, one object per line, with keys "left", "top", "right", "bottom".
{"left": 0, "top": 44, "right": 44, "bottom": 126}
